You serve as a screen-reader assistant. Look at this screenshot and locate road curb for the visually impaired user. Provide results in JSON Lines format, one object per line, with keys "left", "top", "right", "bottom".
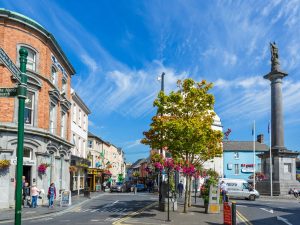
{"left": 0, "top": 193, "right": 106, "bottom": 224}
{"left": 112, "top": 201, "right": 157, "bottom": 225}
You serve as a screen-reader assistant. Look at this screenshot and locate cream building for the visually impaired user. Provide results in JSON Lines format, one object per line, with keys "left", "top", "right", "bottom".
{"left": 70, "top": 88, "right": 91, "bottom": 195}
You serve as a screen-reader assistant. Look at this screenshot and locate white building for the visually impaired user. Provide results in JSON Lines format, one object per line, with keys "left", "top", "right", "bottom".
{"left": 70, "top": 88, "right": 91, "bottom": 195}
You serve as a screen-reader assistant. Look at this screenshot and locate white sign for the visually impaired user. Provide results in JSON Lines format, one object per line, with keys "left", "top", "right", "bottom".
{"left": 241, "top": 167, "right": 254, "bottom": 173}
{"left": 11, "top": 158, "right": 36, "bottom": 166}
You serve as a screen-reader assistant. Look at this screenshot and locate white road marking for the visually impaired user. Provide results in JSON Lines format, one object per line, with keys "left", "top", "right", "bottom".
{"left": 277, "top": 216, "right": 293, "bottom": 225}
{"left": 260, "top": 208, "right": 274, "bottom": 213}
{"left": 91, "top": 219, "right": 99, "bottom": 222}
{"left": 113, "top": 200, "right": 119, "bottom": 204}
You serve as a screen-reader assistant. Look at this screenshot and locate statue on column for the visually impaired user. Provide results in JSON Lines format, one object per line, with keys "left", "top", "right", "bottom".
{"left": 270, "top": 42, "right": 280, "bottom": 71}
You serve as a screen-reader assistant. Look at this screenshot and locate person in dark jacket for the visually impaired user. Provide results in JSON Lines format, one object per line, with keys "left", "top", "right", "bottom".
{"left": 177, "top": 181, "right": 184, "bottom": 198}
{"left": 48, "top": 183, "right": 56, "bottom": 208}
{"left": 23, "top": 182, "right": 31, "bottom": 208}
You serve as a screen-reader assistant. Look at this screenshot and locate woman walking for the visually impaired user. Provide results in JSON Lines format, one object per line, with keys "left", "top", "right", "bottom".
{"left": 48, "top": 183, "right": 56, "bottom": 208}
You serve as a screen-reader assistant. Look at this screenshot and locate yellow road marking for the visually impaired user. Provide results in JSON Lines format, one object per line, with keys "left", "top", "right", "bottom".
{"left": 112, "top": 202, "right": 157, "bottom": 225}
{"left": 237, "top": 210, "right": 253, "bottom": 225}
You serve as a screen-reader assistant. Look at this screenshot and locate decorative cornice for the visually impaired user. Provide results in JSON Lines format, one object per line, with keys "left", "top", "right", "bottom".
{"left": 60, "top": 97, "right": 72, "bottom": 111}
{"left": 49, "top": 89, "right": 60, "bottom": 103}
{"left": 0, "top": 8, "right": 76, "bottom": 75}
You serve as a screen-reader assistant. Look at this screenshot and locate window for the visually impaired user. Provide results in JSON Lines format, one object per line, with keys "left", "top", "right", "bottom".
{"left": 73, "top": 104, "right": 76, "bottom": 123}
{"left": 23, "top": 148, "right": 32, "bottom": 159}
{"left": 51, "top": 67, "right": 57, "bottom": 85}
{"left": 60, "top": 112, "right": 66, "bottom": 138}
{"left": 49, "top": 103, "right": 55, "bottom": 134}
{"left": 284, "top": 163, "right": 291, "bottom": 173}
{"left": 78, "top": 137, "right": 81, "bottom": 155}
{"left": 83, "top": 114, "right": 86, "bottom": 130}
{"left": 234, "top": 164, "right": 239, "bottom": 175}
{"left": 88, "top": 140, "right": 93, "bottom": 148}
{"left": 78, "top": 109, "right": 82, "bottom": 126}
{"left": 25, "top": 92, "right": 34, "bottom": 125}
{"left": 20, "top": 47, "right": 36, "bottom": 71}
{"left": 234, "top": 152, "right": 239, "bottom": 159}
{"left": 62, "top": 78, "right": 67, "bottom": 93}
{"left": 83, "top": 140, "right": 86, "bottom": 157}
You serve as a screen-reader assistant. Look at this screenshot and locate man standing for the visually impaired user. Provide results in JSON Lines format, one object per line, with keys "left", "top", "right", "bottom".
{"left": 177, "top": 181, "right": 184, "bottom": 198}
{"left": 220, "top": 181, "right": 228, "bottom": 202}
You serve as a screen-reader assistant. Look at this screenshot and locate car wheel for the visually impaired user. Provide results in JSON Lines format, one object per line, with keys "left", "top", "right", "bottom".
{"left": 249, "top": 194, "right": 256, "bottom": 201}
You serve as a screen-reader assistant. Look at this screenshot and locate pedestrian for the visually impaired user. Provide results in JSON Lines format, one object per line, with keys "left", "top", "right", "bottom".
{"left": 31, "top": 184, "right": 40, "bottom": 208}
{"left": 177, "top": 181, "right": 184, "bottom": 198}
{"left": 48, "top": 183, "right": 56, "bottom": 208}
{"left": 23, "top": 182, "right": 31, "bottom": 208}
{"left": 102, "top": 181, "right": 107, "bottom": 192}
{"left": 220, "top": 181, "right": 228, "bottom": 202}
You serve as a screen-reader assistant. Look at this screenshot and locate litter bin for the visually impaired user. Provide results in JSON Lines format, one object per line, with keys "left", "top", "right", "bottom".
{"left": 84, "top": 187, "right": 90, "bottom": 198}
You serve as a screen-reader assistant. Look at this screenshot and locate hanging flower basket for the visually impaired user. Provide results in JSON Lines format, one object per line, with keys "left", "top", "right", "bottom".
{"left": 38, "top": 163, "right": 50, "bottom": 174}
{"left": 69, "top": 166, "right": 78, "bottom": 173}
{"left": 0, "top": 159, "right": 10, "bottom": 169}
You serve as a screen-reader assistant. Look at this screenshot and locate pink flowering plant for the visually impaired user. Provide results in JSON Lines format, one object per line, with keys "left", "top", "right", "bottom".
{"left": 164, "top": 158, "right": 175, "bottom": 170}
{"left": 38, "top": 163, "right": 50, "bottom": 175}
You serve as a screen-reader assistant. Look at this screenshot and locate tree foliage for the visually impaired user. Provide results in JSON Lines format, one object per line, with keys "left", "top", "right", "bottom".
{"left": 141, "top": 78, "right": 223, "bottom": 212}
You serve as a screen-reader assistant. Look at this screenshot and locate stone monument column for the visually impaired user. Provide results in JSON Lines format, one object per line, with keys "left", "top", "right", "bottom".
{"left": 257, "top": 42, "right": 299, "bottom": 196}
{"left": 263, "top": 42, "right": 287, "bottom": 151}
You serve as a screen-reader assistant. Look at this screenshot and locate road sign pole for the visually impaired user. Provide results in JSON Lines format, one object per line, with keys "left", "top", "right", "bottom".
{"left": 14, "top": 48, "right": 28, "bottom": 225}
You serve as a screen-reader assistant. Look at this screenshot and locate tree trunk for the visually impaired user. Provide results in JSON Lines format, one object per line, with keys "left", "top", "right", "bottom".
{"left": 183, "top": 176, "right": 189, "bottom": 213}
{"left": 188, "top": 176, "right": 192, "bottom": 207}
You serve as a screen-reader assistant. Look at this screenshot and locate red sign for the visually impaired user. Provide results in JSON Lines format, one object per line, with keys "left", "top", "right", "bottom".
{"left": 223, "top": 202, "right": 232, "bottom": 225}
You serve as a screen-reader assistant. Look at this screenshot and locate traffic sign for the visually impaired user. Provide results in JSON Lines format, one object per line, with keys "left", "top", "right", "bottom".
{"left": 0, "top": 47, "right": 22, "bottom": 83}
{"left": 0, "top": 87, "right": 18, "bottom": 97}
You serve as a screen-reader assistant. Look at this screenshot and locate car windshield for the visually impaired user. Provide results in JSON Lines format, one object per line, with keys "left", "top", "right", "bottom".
{"left": 116, "top": 182, "right": 123, "bottom": 186}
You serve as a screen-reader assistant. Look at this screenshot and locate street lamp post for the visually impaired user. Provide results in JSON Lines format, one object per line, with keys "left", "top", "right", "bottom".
{"left": 15, "top": 48, "right": 28, "bottom": 225}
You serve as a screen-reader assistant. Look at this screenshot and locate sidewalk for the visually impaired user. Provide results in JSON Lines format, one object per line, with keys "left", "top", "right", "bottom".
{"left": 0, "top": 191, "right": 104, "bottom": 222}
{"left": 114, "top": 197, "right": 224, "bottom": 225}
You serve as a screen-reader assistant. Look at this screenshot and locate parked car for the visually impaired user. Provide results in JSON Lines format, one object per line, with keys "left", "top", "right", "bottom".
{"left": 124, "top": 182, "right": 133, "bottom": 192}
{"left": 219, "top": 178, "right": 260, "bottom": 201}
{"left": 136, "top": 184, "right": 146, "bottom": 192}
{"left": 110, "top": 182, "right": 125, "bottom": 192}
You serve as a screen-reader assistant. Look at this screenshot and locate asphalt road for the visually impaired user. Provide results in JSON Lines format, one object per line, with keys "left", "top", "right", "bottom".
{"left": 1, "top": 192, "right": 157, "bottom": 225}
{"left": 235, "top": 198, "right": 300, "bottom": 225}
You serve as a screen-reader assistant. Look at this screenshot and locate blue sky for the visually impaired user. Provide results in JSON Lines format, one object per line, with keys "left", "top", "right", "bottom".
{"left": 1, "top": 0, "right": 300, "bottom": 163}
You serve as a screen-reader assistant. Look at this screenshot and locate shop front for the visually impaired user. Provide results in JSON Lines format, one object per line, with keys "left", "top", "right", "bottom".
{"left": 87, "top": 168, "right": 103, "bottom": 192}
{"left": 70, "top": 155, "right": 90, "bottom": 195}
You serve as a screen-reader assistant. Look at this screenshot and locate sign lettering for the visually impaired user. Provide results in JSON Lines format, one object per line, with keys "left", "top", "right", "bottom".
{"left": 0, "top": 47, "right": 21, "bottom": 82}
{"left": 0, "top": 88, "right": 18, "bottom": 97}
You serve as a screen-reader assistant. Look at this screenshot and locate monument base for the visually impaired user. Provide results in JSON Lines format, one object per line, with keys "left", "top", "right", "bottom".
{"left": 256, "top": 180, "right": 300, "bottom": 196}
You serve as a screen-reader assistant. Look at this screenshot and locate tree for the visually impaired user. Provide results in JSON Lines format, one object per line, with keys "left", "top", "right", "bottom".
{"left": 142, "top": 78, "right": 223, "bottom": 213}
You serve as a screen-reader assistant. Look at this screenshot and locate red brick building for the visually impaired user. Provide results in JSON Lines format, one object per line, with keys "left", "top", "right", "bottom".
{"left": 0, "top": 9, "right": 75, "bottom": 208}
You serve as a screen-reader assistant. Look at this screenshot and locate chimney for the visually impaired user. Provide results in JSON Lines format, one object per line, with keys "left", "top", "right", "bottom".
{"left": 257, "top": 134, "right": 264, "bottom": 143}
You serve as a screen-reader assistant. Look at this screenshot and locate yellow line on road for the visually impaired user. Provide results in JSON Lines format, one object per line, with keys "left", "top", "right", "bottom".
{"left": 237, "top": 210, "right": 253, "bottom": 225}
{"left": 112, "top": 202, "right": 157, "bottom": 225}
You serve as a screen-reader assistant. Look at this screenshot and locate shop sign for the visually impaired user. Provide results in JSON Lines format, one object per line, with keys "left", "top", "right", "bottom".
{"left": 241, "top": 164, "right": 254, "bottom": 173}
{"left": 60, "top": 190, "right": 71, "bottom": 207}
{"left": 11, "top": 158, "right": 36, "bottom": 165}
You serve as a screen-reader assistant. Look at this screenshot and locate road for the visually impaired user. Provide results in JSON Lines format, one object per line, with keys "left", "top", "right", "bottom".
{"left": 236, "top": 198, "right": 300, "bottom": 225}
{"left": 1, "top": 192, "right": 156, "bottom": 225}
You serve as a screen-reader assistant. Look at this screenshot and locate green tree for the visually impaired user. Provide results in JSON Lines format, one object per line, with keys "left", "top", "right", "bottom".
{"left": 142, "top": 78, "right": 223, "bottom": 213}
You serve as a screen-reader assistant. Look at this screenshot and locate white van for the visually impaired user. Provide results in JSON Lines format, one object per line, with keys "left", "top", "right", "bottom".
{"left": 219, "top": 178, "right": 259, "bottom": 201}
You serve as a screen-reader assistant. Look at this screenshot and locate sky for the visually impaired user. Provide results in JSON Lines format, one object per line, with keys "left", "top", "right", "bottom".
{"left": 1, "top": 0, "right": 300, "bottom": 163}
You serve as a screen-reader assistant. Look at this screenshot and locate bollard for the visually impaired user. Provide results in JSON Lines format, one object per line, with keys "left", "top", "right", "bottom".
{"left": 231, "top": 201, "right": 236, "bottom": 225}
